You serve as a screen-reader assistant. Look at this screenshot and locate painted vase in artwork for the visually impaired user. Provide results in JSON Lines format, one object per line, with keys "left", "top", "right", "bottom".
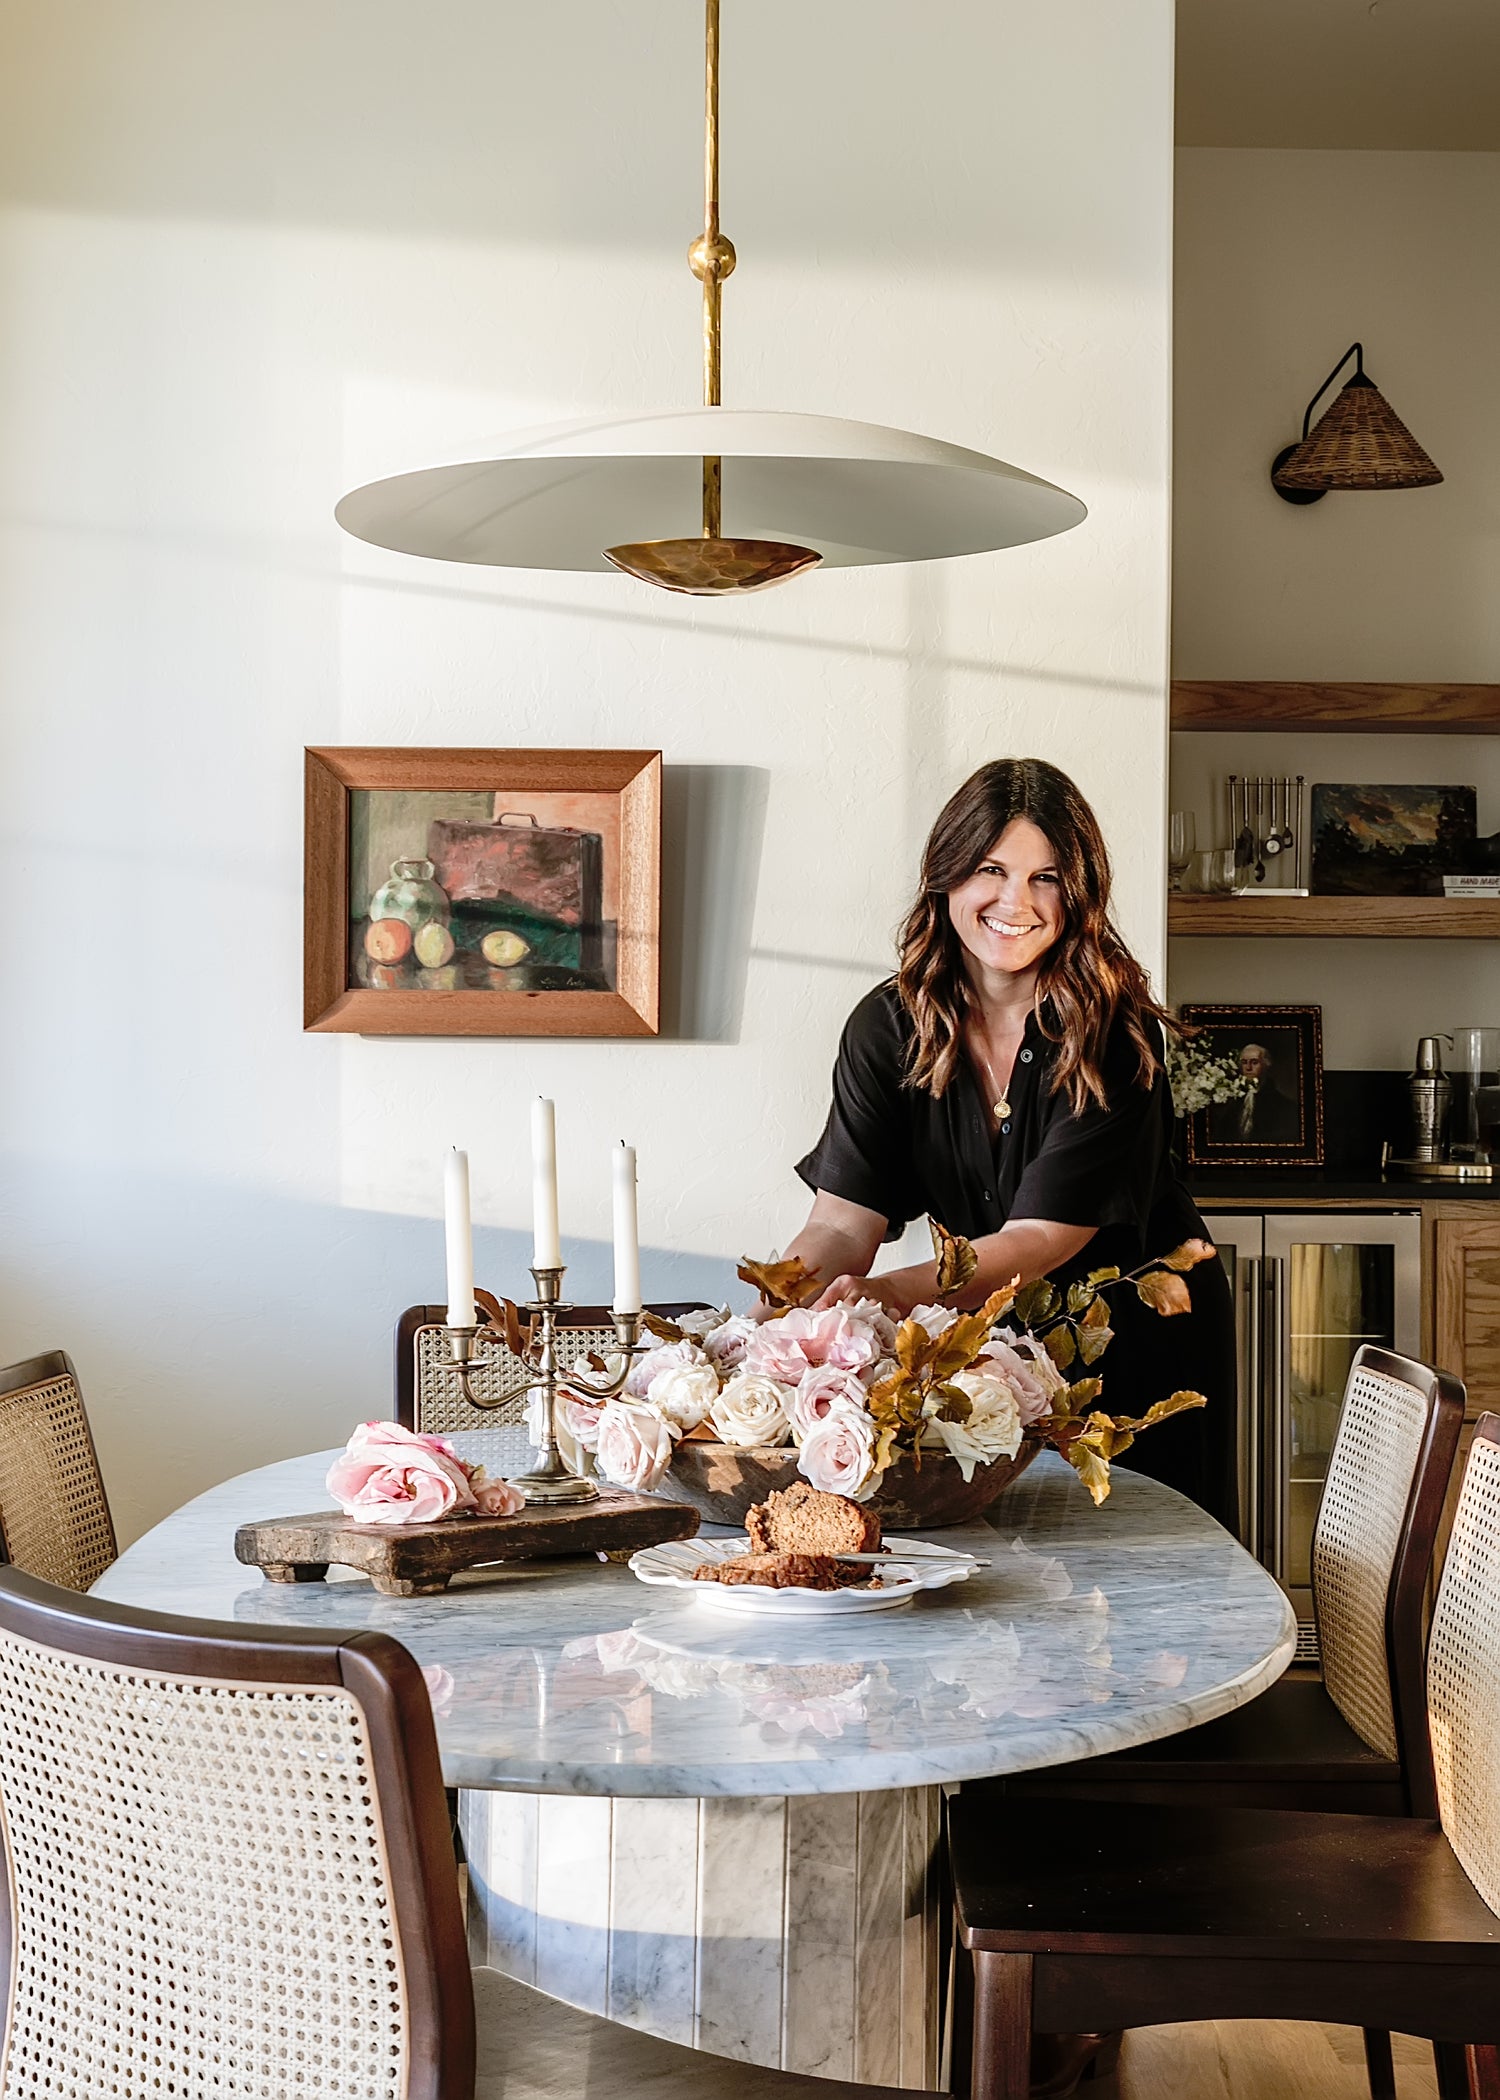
{"left": 370, "top": 858, "right": 450, "bottom": 932}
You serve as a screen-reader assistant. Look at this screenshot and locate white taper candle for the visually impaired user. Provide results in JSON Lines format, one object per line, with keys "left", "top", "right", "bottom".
{"left": 443, "top": 1148, "right": 476, "bottom": 1328}
{"left": 531, "top": 1097, "right": 562, "bottom": 1269}
{"left": 611, "top": 1141, "right": 641, "bottom": 1316}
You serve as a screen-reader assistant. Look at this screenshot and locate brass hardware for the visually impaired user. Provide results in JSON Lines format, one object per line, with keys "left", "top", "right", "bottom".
{"left": 603, "top": 0, "right": 819, "bottom": 594}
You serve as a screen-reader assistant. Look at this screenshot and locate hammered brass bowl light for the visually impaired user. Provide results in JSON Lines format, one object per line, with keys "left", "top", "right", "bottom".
{"left": 1271, "top": 342, "right": 1443, "bottom": 504}
{"left": 335, "top": 0, "right": 1085, "bottom": 593}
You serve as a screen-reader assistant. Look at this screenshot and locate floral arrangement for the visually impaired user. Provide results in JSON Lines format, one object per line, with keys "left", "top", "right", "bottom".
{"left": 1165, "top": 1032, "right": 1250, "bottom": 1119}
{"left": 327, "top": 1419, "right": 526, "bottom": 1527}
{"left": 564, "top": 1229, "right": 1216, "bottom": 1508}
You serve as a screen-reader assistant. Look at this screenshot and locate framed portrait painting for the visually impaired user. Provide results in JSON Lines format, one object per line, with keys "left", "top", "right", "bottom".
{"left": 1181, "top": 1004, "right": 1325, "bottom": 1169}
{"left": 304, "top": 747, "right": 661, "bottom": 1036}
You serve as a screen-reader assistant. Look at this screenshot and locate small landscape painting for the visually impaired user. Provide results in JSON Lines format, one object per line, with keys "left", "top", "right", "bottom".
{"left": 1310, "top": 782, "right": 1476, "bottom": 896}
{"left": 349, "top": 789, "right": 621, "bottom": 994}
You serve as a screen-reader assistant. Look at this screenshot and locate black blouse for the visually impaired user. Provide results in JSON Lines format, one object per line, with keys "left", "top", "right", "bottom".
{"left": 795, "top": 981, "right": 1206, "bottom": 1269}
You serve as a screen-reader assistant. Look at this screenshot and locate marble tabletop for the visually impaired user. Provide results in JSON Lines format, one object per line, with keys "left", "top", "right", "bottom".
{"left": 96, "top": 1448, "right": 1294, "bottom": 1797}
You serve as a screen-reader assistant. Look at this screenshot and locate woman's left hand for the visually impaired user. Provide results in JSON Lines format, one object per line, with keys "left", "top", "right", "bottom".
{"left": 812, "top": 1272, "right": 911, "bottom": 1317}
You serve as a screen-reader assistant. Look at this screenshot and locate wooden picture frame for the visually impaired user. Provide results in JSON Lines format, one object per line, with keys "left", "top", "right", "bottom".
{"left": 304, "top": 747, "right": 661, "bottom": 1037}
{"left": 1181, "top": 1003, "right": 1325, "bottom": 1168}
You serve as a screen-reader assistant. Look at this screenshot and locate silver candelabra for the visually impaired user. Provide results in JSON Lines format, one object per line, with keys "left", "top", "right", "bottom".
{"left": 439, "top": 1265, "right": 643, "bottom": 1505}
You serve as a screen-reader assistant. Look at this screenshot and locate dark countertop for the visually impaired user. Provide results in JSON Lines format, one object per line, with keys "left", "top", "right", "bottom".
{"left": 1186, "top": 1168, "right": 1500, "bottom": 1205}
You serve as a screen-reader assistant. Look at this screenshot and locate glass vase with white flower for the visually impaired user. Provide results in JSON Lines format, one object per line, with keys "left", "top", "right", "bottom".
{"left": 561, "top": 1225, "right": 1217, "bottom": 1529}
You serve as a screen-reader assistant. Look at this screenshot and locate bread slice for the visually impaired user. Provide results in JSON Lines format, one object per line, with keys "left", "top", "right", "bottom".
{"left": 744, "top": 1481, "right": 883, "bottom": 1557}
{"left": 693, "top": 1551, "right": 869, "bottom": 1591}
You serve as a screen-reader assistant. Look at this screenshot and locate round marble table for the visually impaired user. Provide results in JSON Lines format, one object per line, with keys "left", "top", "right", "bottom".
{"left": 96, "top": 1447, "right": 1294, "bottom": 2091}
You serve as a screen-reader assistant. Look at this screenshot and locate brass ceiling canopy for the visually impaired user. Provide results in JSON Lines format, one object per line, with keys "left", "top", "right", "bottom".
{"left": 334, "top": 3, "right": 1087, "bottom": 590}
{"left": 1271, "top": 342, "right": 1443, "bottom": 504}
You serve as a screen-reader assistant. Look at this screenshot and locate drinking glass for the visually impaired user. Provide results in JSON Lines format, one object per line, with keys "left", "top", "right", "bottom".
{"left": 1449, "top": 1026, "right": 1500, "bottom": 1160}
{"left": 1168, "top": 811, "right": 1196, "bottom": 891}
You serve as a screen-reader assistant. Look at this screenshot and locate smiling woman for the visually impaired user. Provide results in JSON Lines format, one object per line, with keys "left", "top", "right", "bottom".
{"left": 771, "top": 759, "right": 1239, "bottom": 1526}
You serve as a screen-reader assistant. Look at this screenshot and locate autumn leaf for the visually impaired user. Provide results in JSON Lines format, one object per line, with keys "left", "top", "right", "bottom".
{"left": 1158, "top": 1239, "right": 1218, "bottom": 1273}
{"left": 1135, "top": 1269, "right": 1192, "bottom": 1317}
{"left": 1014, "top": 1278, "right": 1061, "bottom": 1328}
{"left": 931, "top": 1289, "right": 1018, "bottom": 1379}
{"left": 639, "top": 1310, "right": 685, "bottom": 1344}
{"left": 1067, "top": 1437, "right": 1113, "bottom": 1506}
{"left": 1077, "top": 1319, "right": 1114, "bottom": 1367}
{"left": 1135, "top": 1389, "right": 1208, "bottom": 1428}
{"left": 930, "top": 1218, "right": 979, "bottom": 1298}
{"left": 500, "top": 1298, "right": 528, "bottom": 1357}
{"left": 1066, "top": 1280, "right": 1096, "bottom": 1315}
{"left": 736, "top": 1254, "right": 821, "bottom": 1309}
{"left": 1082, "top": 1295, "right": 1111, "bottom": 1330}
{"left": 895, "top": 1319, "right": 937, "bottom": 1375}
{"left": 932, "top": 1383, "right": 974, "bottom": 1422}
{"left": 1052, "top": 1375, "right": 1104, "bottom": 1420}
{"left": 1086, "top": 1264, "right": 1121, "bottom": 1287}
{"left": 1044, "top": 1323, "right": 1077, "bottom": 1372}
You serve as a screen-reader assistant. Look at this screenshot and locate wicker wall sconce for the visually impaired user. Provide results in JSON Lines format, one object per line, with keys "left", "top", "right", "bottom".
{"left": 1270, "top": 341, "right": 1442, "bottom": 505}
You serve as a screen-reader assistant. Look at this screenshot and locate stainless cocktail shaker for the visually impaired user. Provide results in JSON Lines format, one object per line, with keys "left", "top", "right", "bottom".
{"left": 1408, "top": 1036, "right": 1452, "bottom": 1164}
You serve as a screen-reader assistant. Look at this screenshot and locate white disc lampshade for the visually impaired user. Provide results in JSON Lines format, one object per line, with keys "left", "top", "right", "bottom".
{"left": 334, "top": 406, "right": 1087, "bottom": 572}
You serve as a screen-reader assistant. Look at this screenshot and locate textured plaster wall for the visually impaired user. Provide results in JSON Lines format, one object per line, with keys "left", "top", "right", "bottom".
{"left": 0, "top": 1, "right": 1173, "bottom": 1540}
{"left": 1171, "top": 149, "right": 1500, "bottom": 1065}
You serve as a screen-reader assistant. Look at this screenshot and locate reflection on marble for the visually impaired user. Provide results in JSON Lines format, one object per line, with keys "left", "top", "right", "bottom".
{"left": 95, "top": 1448, "right": 1295, "bottom": 1796}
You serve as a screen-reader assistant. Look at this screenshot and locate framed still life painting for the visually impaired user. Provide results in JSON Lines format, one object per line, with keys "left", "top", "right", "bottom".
{"left": 304, "top": 747, "right": 661, "bottom": 1036}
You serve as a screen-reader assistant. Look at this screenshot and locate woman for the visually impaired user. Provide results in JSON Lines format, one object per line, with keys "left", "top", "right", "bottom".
{"left": 782, "top": 758, "right": 1236, "bottom": 1526}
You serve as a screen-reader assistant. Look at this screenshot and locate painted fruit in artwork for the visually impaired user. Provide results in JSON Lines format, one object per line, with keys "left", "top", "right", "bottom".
{"left": 414, "top": 920, "right": 456, "bottom": 968}
{"left": 481, "top": 929, "right": 530, "bottom": 967}
{"left": 365, "top": 919, "right": 413, "bottom": 965}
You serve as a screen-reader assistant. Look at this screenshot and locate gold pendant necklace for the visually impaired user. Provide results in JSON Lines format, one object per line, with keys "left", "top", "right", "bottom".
{"left": 972, "top": 1036, "right": 1013, "bottom": 1124}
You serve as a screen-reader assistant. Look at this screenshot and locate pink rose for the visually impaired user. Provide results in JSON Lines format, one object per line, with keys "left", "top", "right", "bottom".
{"left": 797, "top": 1406, "right": 879, "bottom": 1501}
{"left": 742, "top": 1307, "right": 880, "bottom": 1386}
{"left": 973, "top": 1336, "right": 1061, "bottom": 1426}
{"left": 470, "top": 1471, "right": 527, "bottom": 1517}
{"left": 326, "top": 1419, "right": 476, "bottom": 1527}
{"left": 561, "top": 1395, "right": 605, "bottom": 1451}
{"left": 595, "top": 1400, "right": 676, "bottom": 1493}
{"left": 703, "top": 1314, "right": 758, "bottom": 1374}
{"left": 788, "top": 1364, "right": 869, "bottom": 1445}
{"left": 625, "top": 1338, "right": 706, "bottom": 1399}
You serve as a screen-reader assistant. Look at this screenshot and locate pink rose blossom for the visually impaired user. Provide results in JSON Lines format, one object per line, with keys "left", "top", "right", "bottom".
{"left": 972, "top": 1336, "right": 1060, "bottom": 1426}
{"left": 743, "top": 1306, "right": 881, "bottom": 1386}
{"left": 625, "top": 1338, "right": 706, "bottom": 1399}
{"left": 326, "top": 1420, "right": 476, "bottom": 1527}
{"left": 702, "top": 1314, "right": 758, "bottom": 1374}
{"left": 788, "top": 1364, "right": 870, "bottom": 1445}
{"left": 470, "top": 1472, "right": 527, "bottom": 1518}
{"left": 797, "top": 1406, "right": 879, "bottom": 1501}
{"left": 560, "top": 1395, "right": 605, "bottom": 1451}
{"left": 595, "top": 1400, "right": 676, "bottom": 1493}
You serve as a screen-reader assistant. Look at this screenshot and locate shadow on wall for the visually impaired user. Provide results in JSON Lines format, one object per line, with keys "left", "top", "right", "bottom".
{"left": 659, "top": 764, "right": 769, "bottom": 1044}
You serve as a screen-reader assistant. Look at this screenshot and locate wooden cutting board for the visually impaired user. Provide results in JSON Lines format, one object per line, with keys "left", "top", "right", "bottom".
{"left": 235, "top": 1490, "right": 700, "bottom": 1597}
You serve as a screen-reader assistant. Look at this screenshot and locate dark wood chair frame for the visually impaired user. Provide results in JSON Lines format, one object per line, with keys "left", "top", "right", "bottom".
{"left": 951, "top": 1415, "right": 1500, "bottom": 2100}
{"left": 0, "top": 1566, "right": 476, "bottom": 2100}
{"left": 394, "top": 1297, "right": 713, "bottom": 1430}
{"left": 0, "top": 1347, "right": 118, "bottom": 1575}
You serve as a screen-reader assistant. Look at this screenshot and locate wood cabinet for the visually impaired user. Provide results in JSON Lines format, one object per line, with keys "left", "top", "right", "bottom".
{"left": 1432, "top": 1210, "right": 1500, "bottom": 1562}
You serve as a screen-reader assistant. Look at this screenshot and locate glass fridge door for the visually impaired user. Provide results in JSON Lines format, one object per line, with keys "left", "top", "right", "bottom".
{"left": 1203, "top": 1215, "right": 1266, "bottom": 1559}
{"left": 1263, "top": 1213, "right": 1422, "bottom": 1634}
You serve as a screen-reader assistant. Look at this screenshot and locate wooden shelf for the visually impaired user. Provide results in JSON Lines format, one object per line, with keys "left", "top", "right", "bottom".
{"left": 1169, "top": 895, "right": 1500, "bottom": 938}
{"left": 1171, "top": 681, "right": 1500, "bottom": 733}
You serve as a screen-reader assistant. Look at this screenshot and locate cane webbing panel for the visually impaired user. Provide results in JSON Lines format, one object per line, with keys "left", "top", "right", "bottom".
{"left": 1312, "top": 1362, "right": 1427, "bottom": 1760}
{"left": 1429, "top": 1435, "right": 1500, "bottom": 1919}
{"left": 414, "top": 1322, "right": 621, "bottom": 1437}
{"left": 0, "top": 1628, "right": 410, "bottom": 2100}
{"left": 0, "top": 1375, "right": 115, "bottom": 1591}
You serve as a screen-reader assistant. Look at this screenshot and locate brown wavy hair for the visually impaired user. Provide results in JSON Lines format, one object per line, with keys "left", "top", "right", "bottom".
{"left": 896, "top": 758, "right": 1174, "bottom": 1112}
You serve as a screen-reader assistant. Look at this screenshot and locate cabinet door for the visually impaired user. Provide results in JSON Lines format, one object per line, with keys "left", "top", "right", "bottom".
{"left": 1206, "top": 1216, "right": 1265, "bottom": 1557}
{"left": 1433, "top": 1217, "right": 1500, "bottom": 1565}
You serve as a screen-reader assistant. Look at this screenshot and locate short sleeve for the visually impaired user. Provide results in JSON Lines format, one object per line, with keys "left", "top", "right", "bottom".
{"left": 795, "top": 986, "right": 919, "bottom": 1235}
{"left": 1005, "top": 1016, "right": 1167, "bottom": 1249}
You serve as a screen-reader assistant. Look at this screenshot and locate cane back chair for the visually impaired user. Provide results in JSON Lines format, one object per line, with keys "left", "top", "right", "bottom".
{"left": 992, "top": 1344, "right": 1465, "bottom": 1819}
{"left": 394, "top": 1297, "right": 712, "bottom": 1441}
{"left": 950, "top": 1413, "right": 1500, "bottom": 2100}
{"left": 0, "top": 1349, "right": 116, "bottom": 1592}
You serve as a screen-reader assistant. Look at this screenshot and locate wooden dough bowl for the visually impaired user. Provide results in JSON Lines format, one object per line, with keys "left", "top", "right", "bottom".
{"left": 658, "top": 1436, "right": 1040, "bottom": 1530}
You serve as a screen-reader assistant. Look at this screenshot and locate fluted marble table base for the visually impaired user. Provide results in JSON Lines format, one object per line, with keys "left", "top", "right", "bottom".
{"left": 461, "top": 1786, "right": 943, "bottom": 2089}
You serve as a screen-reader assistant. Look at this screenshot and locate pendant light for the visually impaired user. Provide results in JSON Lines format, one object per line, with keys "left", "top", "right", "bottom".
{"left": 334, "top": 0, "right": 1086, "bottom": 596}
{"left": 1270, "top": 342, "right": 1442, "bottom": 505}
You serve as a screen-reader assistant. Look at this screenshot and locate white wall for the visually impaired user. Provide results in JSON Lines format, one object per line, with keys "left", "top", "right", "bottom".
{"left": 1171, "top": 148, "right": 1500, "bottom": 1064}
{"left": 0, "top": 0, "right": 1174, "bottom": 1541}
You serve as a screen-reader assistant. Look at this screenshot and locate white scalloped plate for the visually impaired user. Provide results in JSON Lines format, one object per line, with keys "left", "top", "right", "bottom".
{"left": 627, "top": 1536, "right": 979, "bottom": 1616}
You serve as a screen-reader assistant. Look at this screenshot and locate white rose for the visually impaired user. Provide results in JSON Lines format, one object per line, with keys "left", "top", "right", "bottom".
{"left": 595, "top": 1400, "right": 676, "bottom": 1492}
{"left": 798, "top": 1405, "right": 880, "bottom": 1501}
{"left": 625, "top": 1338, "right": 707, "bottom": 1400}
{"left": 708, "top": 1373, "right": 792, "bottom": 1449}
{"left": 647, "top": 1359, "right": 721, "bottom": 1434}
{"left": 560, "top": 1395, "right": 604, "bottom": 1452}
{"left": 924, "top": 1368, "right": 1023, "bottom": 1480}
{"left": 907, "top": 1302, "right": 958, "bottom": 1338}
{"left": 675, "top": 1305, "right": 733, "bottom": 1342}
